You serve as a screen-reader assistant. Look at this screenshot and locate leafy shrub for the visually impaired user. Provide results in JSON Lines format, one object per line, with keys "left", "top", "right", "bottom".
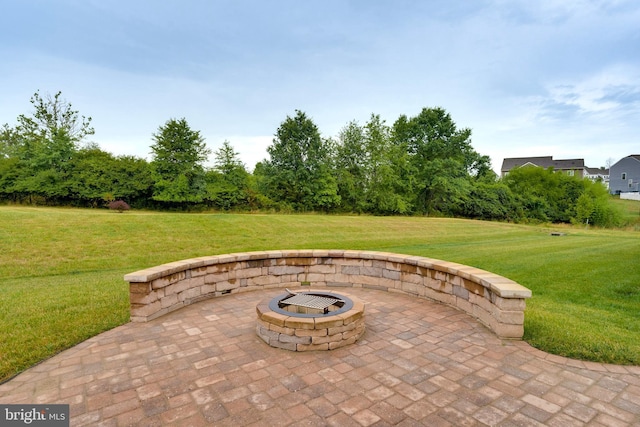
{"left": 108, "top": 200, "right": 130, "bottom": 213}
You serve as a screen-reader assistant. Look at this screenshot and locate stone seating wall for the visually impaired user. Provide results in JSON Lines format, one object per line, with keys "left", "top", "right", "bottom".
{"left": 124, "top": 250, "right": 532, "bottom": 339}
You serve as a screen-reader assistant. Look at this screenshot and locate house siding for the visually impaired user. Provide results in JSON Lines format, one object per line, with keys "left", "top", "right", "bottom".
{"left": 609, "top": 156, "right": 640, "bottom": 194}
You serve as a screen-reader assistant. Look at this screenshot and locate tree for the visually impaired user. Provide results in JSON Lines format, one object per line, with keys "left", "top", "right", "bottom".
{"left": 11, "top": 91, "right": 93, "bottom": 170}
{"left": 391, "top": 107, "right": 485, "bottom": 214}
{"left": 206, "top": 140, "right": 250, "bottom": 210}
{"left": 0, "top": 91, "right": 95, "bottom": 203}
{"left": 150, "top": 118, "right": 210, "bottom": 204}
{"left": 259, "top": 110, "right": 339, "bottom": 211}
{"left": 66, "top": 147, "right": 153, "bottom": 207}
{"left": 335, "top": 120, "right": 368, "bottom": 212}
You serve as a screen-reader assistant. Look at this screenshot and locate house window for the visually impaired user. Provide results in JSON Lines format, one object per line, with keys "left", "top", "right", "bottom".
{"left": 622, "top": 172, "right": 627, "bottom": 180}
{"left": 567, "top": 170, "right": 574, "bottom": 176}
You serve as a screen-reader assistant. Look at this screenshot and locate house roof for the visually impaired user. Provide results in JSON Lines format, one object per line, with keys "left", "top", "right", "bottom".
{"left": 611, "top": 155, "right": 640, "bottom": 167}
{"left": 501, "top": 156, "right": 585, "bottom": 172}
{"left": 585, "top": 167, "right": 609, "bottom": 175}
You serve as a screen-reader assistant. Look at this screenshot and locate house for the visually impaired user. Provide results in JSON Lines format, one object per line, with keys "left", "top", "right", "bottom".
{"left": 584, "top": 167, "right": 610, "bottom": 188}
{"left": 501, "top": 156, "right": 587, "bottom": 178}
{"left": 609, "top": 155, "right": 640, "bottom": 194}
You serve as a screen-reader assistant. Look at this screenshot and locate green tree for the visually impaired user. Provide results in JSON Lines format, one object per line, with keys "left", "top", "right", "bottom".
{"left": 335, "top": 120, "right": 367, "bottom": 212}
{"left": 260, "top": 110, "right": 340, "bottom": 211}
{"left": 66, "top": 147, "right": 153, "bottom": 207}
{"left": 150, "top": 118, "right": 210, "bottom": 204}
{"left": 206, "top": 140, "right": 250, "bottom": 210}
{"left": 391, "top": 107, "right": 487, "bottom": 214}
{"left": 0, "top": 91, "right": 95, "bottom": 203}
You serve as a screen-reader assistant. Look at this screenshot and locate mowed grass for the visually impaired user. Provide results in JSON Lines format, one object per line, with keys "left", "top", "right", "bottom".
{"left": 0, "top": 207, "right": 638, "bottom": 382}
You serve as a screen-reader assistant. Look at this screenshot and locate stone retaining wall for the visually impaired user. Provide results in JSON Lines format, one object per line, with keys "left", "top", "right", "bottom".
{"left": 124, "top": 250, "right": 532, "bottom": 339}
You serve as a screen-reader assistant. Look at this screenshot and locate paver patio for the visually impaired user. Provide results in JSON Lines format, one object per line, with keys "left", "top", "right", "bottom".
{"left": 1, "top": 288, "right": 639, "bottom": 426}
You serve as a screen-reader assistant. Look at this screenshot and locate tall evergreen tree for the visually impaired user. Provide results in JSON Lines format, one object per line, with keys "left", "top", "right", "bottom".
{"left": 150, "top": 118, "right": 210, "bottom": 204}
{"left": 260, "top": 110, "right": 339, "bottom": 211}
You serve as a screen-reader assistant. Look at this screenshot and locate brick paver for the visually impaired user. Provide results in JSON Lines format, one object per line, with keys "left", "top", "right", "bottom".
{"left": 1, "top": 288, "right": 639, "bottom": 426}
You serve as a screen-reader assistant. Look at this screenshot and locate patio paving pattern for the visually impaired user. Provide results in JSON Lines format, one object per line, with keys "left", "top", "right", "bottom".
{"left": 1, "top": 288, "right": 639, "bottom": 426}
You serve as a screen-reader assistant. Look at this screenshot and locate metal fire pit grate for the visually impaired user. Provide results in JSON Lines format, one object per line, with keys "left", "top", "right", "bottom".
{"left": 280, "top": 293, "right": 342, "bottom": 313}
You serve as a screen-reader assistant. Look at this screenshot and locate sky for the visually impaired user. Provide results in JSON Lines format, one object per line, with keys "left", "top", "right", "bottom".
{"left": 1, "top": 0, "right": 639, "bottom": 173}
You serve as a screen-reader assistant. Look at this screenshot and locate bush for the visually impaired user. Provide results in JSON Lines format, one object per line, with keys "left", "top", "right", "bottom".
{"left": 108, "top": 200, "right": 130, "bottom": 213}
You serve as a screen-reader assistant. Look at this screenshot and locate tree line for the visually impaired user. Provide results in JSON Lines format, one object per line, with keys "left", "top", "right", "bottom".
{"left": 0, "top": 91, "right": 622, "bottom": 226}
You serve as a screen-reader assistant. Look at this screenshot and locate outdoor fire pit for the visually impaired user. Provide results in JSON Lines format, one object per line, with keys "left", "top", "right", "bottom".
{"left": 256, "top": 289, "right": 365, "bottom": 351}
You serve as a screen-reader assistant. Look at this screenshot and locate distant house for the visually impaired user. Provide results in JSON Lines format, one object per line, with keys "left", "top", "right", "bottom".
{"left": 585, "top": 167, "right": 610, "bottom": 188}
{"left": 609, "top": 155, "right": 640, "bottom": 194}
{"left": 501, "top": 156, "right": 587, "bottom": 178}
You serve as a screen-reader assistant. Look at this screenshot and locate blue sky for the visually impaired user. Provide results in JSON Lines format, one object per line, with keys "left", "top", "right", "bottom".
{"left": 1, "top": 0, "right": 639, "bottom": 172}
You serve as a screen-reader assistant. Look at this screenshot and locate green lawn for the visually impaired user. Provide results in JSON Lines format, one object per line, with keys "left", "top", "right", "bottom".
{"left": 0, "top": 207, "right": 638, "bottom": 382}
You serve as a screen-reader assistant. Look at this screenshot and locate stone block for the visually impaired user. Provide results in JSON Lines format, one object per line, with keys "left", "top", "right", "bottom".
{"left": 261, "top": 311, "right": 288, "bottom": 327}
{"left": 130, "top": 289, "right": 160, "bottom": 305}
{"left": 269, "top": 265, "right": 305, "bottom": 276}
{"left": 455, "top": 296, "right": 472, "bottom": 315}
{"left": 492, "top": 309, "right": 524, "bottom": 325}
{"left": 453, "top": 285, "right": 469, "bottom": 300}
{"left": 356, "top": 275, "right": 390, "bottom": 288}
{"left": 400, "top": 281, "right": 420, "bottom": 295}
{"left": 382, "top": 269, "right": 401, "bottom": 280}
{"left": 216, "top": 280, "right": 239, "bottom": 292}
{"left": 338, "top": 308, "right": 363, "bottom": 325}
{"left": 400, "top": 263, "right": 417, "bottom": 274}
{"left": 281, "top": 257, "right": 313, "bottom": 266}
{"left": 302, "top": 273, "right": 326, "bottom": 283}
{"left": 256, "top": 325, "right": 279, "bottom": 342}
{"left": 360, "top": 266, "right": 382, "bottom": 277}
{"left": 342, "top": 322, "right": 365, "bottom": 340}
{"left": 469, "top": 292, "right": 493, "bottom": 313}
{"left": 200, "top": 284, "right": 216, "bottom": 296}
{"left": 329, "top": 336, "right": 357, "bottom": 350}
{"left": 491, "top": 295, "right": 526, "bottom": 311}
{"left": 462, "top": 278, "right": 486, "bottom": 296}
{"left": 402, "top": 273, "right": 423, "bottom": 285}
{"left": 491, "top": 322, "right": 524, "bottom": 339}
{"left": 163, "top": 280, "right": 191, "bottom": 297}
{"left": 335, "top": 258, "right": 365, "bottom": 267}
{"left": 296, "top": 342, "right": 329, "bottom": 351}
{"left": 472, "top": 304, "right": 493, "bottom": 328}
{"left": 151, "top": 271, "right": 186, "bottom": 290}
{"left": 268, "top": 323, "right": 296, "bottom": 336}
{"left": 161, "top": 293, "right": 178, "bottom": 309}
{"left": 272, "top": 340, "right": 298, "bottom": 351}
{"left": 314, "top": 316, "right": 344, "bottom": 329}
{"left": 284, "top": 316, "right": 315, "bottom": 330}
{"left": 423, "top": 287, "right": 455, "bottom": 305}
{"left": 204, "top": 272, "right": 228, "bottom": 285}
{"left": 131, "top": 300, "right": 161, "bottom": 318}
{"left": 328, "top": 322, "right": 356, "bottom": 335}
{"left": 311, "top": 333, "right": 342, "bottom": 344}
{"left": 248, "top": 275, "right": 282, "bottom": 286}
{"left": 235, "top": 267, "right": 263, "bottom": 279}
{"left": 190, "top": 266, "right": 208, "bottom": 277}
{"left": 326, "top": 282, "right": 354, "bottom": 288}
{"left": 341, "top": 265, "right": 361, "bottom": 275}
{"left": 247, "top": 259, "right": 264, "bottom": 268}
{"left": 279, "top": 334, "right": 311, "bottom": 344}
{"left": 295, "top": 328, "right": 328, "bottom": 337}
{"left": 178, "top": 286, "right": 201, "bottom": 302}
{"left": 256, "top": 301, "right": 270, "bottom": 317}
{"left": 130, "top": 282, "right": 152, "bottom": 294}
{"left": 308, "top": 264, "right": 336, "bottom": 274}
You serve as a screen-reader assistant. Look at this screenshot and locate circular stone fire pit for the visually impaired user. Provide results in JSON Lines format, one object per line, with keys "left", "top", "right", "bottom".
{"left": 256, "top": 290, "right": 365, "bottom": 351}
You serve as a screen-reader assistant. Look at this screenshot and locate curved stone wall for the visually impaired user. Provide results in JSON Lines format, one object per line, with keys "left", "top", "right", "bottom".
{"left": 124, "top": 250, "right": 532, "bottom": 339}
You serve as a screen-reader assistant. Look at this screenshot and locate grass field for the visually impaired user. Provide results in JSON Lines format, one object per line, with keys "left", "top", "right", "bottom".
{"left": 0, "top": 206, "right": 639, "bottom": 382}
